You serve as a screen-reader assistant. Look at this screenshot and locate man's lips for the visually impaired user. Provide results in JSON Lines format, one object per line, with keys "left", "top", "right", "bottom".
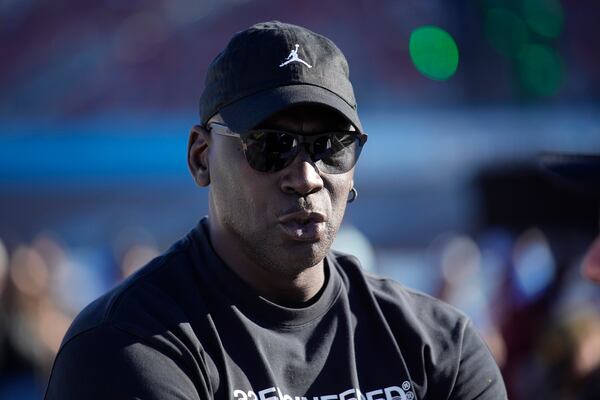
{"left": 277, "top": 210, "right": 326, "bottom": 224}
{"left": 277, "top": 211, "right": 327, "bottom": 242}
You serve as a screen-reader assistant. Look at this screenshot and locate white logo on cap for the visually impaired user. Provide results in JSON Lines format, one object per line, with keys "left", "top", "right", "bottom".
{"left": 279, "top": 44, "right": 312, "bottom": 68}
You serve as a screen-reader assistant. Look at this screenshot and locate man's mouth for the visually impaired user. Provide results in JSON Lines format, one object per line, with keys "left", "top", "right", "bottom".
{"left": 277, "top": 211, "right": 327, "bottom": 242}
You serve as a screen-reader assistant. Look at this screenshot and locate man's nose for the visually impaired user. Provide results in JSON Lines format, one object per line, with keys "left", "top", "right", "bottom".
{"left": 279, "top": 148, "right": 324, "bottom": 196}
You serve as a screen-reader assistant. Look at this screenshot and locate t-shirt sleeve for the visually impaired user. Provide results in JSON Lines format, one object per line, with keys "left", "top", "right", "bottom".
{"left": 44, "top": 324, "right": 211, "bottom": 400}
{"left": 449, "top": 320, "right": 507, "bottom": 400}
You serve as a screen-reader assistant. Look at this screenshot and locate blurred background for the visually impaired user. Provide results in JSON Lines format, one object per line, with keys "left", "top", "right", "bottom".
{"left": 2, "top": 0, "right": 600, "bottom": 398}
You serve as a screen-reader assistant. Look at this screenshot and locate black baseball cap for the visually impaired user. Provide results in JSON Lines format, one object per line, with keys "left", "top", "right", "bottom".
{"left": 538, "top": 152, "right": 600, "bottom": 197}
{"left": 199, "top": 21, "right": 363, "bottom": 133}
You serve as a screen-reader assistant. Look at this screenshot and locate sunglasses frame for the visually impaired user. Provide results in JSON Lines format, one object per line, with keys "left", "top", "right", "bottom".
{"left": 207, "top": 122, "right": 368, "bottom": 174}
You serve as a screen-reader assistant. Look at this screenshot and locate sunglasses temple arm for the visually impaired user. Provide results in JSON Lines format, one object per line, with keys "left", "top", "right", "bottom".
{"left": 218, "top": 131, "right": 241, "bottom": 138}
{"left": 209, "top": 124, "right": 241, "bottom": 138}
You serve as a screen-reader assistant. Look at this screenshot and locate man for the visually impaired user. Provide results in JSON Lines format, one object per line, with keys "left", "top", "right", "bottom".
{"left": 45, "top": 21, "right": 506, "bottom": 399}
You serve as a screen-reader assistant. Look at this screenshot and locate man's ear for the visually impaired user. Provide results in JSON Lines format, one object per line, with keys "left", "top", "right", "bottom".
{"left": 187, "top": 125, "right": 211, "bottom": 187}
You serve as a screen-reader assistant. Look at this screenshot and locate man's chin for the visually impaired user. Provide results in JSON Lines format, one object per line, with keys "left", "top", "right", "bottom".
{"left": 272, "top": 241, "right": 332, "bottom": 275}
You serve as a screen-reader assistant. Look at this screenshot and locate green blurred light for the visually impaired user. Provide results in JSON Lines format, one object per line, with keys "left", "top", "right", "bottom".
{"left": 484, "top": 8, "right": 529, "bottom": 57}
{"left": 409, "top": 26, "right": 459, "bottom": 81}
{"left": 517, "top": 44, "right": 563, "bottom": 96}
{"left": 522, "top": 0, "right": 564, "bottom": 38}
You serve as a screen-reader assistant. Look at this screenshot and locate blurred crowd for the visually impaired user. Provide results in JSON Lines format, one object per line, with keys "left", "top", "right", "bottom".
{"left": 3, "top": 0, "right": 600, "bottom": 120}
{"left": 428, "top": 228, "right": 600, "bottom": 399}
{"left": 1, "top": 221, "right": 599, "bottom": 399}
{"left": 0, "top": 231, "right": 160, "bottom": 399}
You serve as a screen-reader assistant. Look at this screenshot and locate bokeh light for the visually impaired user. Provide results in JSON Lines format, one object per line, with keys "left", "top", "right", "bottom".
{"left": 484, "top": 8, "right": 529, "bottom": 57}
{"left": 522, "top": 0, "right": 564, "bottom": 38}
{"left": 517, "top": 43, "right": 564, "bottom": 96}
{"left": 440, "top": 234, "right": 481, "bottom": 286}
{"left": 513, "top": 229, "right": 556, "bottom": 301}
{"left": 409, "top": 26, "right": 459, "bottom": 81}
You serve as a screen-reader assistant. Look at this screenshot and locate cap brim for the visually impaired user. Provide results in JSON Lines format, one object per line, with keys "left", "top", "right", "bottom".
{"left": 538, "top": 152, "right": 600, "bottom": 196}
{"left": 218, "top": 84, "right": 363, "bottom": 133}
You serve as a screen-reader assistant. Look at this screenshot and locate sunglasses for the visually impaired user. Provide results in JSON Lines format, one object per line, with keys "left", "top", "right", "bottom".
{"left": 208, "top": 122, "right": 368, "bottom": 174}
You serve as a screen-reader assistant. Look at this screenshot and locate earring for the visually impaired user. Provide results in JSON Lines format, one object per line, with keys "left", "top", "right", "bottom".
{"left": 347, "top": 187, "right": 358, "bottom": 203}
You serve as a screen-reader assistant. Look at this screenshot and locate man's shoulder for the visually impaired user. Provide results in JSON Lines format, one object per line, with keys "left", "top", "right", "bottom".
{"left": 331, "top": 249, "right": 469, "bottom": 333}
{"left": 45, "top": 228, "right": 217, "bottom": 399}
{"left": 367, "top": 271, "right": 467, "bottom": 325}
{"left": 331, "top": 250, "right": 506, "bottom": 398}
{"left": 61, "top": 233, "right": 197, "bottom": 347}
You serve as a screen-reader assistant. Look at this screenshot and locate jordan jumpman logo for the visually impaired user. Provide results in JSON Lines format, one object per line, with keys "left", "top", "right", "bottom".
{"left": 279, "top": 44, "right": 312, "bottom": 68}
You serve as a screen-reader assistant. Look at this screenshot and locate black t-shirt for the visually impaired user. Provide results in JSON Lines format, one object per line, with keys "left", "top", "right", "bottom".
{"left": 45, "top": 219, "right": 506, "bottom": 400}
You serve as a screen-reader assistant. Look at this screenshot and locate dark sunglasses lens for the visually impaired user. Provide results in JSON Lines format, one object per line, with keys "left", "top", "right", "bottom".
{"left": 313, "top": 133, "right": 363, "bottom": 174}
{"left": 244, "top": 131, "right": 298, "bottom": 172}
{"left": 243, "top": 130, "right": 364, "bottom": 173}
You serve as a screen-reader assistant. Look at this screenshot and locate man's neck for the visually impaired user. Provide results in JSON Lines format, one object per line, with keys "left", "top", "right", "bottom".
{"left": 206, "top": 215, "right": 326, "bottom": 307}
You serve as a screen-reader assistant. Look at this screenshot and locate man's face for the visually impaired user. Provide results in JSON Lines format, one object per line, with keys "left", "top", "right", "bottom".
{"left": 207, "top": 104, "right": 356, "bottom": 277}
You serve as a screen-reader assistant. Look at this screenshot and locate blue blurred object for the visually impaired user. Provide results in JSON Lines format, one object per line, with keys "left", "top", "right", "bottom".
{"left": 0, "top": 373, "right": 43, "bottom": 400}
{"left": 512, "top": 229, "right": 557, "bottom": 302}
